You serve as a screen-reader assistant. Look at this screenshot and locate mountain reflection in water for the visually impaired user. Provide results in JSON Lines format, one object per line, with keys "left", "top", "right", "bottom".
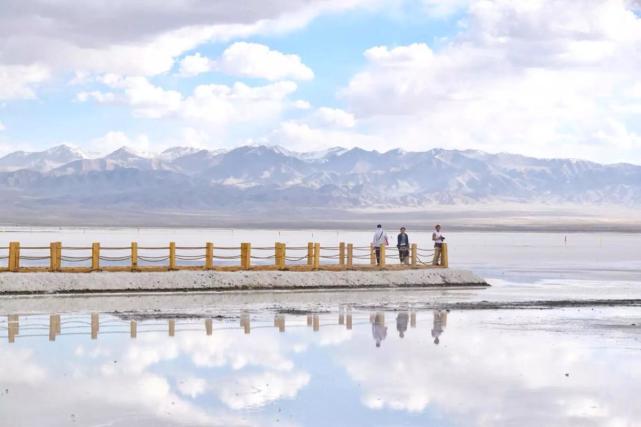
{"left": 1, "top": 306, "right": 640, "bottom": 427}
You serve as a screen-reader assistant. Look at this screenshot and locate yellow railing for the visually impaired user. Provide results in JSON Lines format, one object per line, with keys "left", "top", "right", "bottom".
{"left": 0, "top": 241, "right": 448, "bottom": 273}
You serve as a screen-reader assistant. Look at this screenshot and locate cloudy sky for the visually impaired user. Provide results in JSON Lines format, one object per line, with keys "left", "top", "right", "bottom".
{"left": 1, "top": 0, "right": 641, "bottom": 163}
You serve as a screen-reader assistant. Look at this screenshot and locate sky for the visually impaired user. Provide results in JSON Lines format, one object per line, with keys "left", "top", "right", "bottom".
{"left": 1, "top": 0, "right": 641, "bottom": 163}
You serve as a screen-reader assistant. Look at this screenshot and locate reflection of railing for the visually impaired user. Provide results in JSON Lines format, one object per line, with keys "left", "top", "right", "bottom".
{"left": 0, "top": 241, "right": 448, "bottom": 273}
{"left": 0, "top": 311, "right": 420, "bottom": 343}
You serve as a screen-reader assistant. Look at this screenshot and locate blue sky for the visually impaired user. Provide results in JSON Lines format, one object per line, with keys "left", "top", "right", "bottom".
{"left": 1, "top": 0, "right": 641, "bottom": 163}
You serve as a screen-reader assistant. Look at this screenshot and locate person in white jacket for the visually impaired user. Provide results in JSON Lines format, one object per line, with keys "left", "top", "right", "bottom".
{"left": 371, "top": 224, "right": 389, "bottom": 266}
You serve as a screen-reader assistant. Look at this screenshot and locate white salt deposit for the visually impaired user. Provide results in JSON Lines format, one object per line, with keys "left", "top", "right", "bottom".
{"left": 0, "top": 269, "right": 487, "bottom": 294}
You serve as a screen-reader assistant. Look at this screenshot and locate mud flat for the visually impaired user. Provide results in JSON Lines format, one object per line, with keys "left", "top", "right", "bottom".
{"left": 0, "top": 268, "right": 487, "bottom": 295}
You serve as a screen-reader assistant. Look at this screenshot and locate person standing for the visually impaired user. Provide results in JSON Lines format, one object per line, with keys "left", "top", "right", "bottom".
{"left": 432, "top": 224, "right": 445, "bottom": 265}
{"left": 371, "top": 224, "right": 389, "bottom": 266}
{"left": 397, "top": 226, "right": 410, "bottom": 264}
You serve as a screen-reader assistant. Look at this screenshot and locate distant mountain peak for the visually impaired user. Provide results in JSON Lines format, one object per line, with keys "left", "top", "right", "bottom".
{"left": 104, "top": 146, "right": 145, "bottom": 160}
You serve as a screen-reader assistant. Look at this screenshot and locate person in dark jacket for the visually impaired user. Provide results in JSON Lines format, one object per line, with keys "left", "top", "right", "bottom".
{"left": 397, "top": 226, "right": 410, "bottom": 264}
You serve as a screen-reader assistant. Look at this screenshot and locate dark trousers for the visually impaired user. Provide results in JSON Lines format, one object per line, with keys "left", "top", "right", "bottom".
{"left": 398, "top": 246, "right": 409, "bottom": 263}
{"left": 375, "top": 247, "right": 381, "bottom": 265}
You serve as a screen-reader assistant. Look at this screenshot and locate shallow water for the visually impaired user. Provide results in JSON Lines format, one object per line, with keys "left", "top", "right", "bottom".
{"left": 1, "top": 228, "right": 640, "bottom": 426}
{"left": 1, "top": 304, "right": 640, "bottom": 427}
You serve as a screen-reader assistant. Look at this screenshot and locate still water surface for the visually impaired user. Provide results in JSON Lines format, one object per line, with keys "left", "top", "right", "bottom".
{"left": 1, "top": 304, "right": 640, "bottom": 426}
{"left": 1, "top": 228, "right": 640, "bottom": 426}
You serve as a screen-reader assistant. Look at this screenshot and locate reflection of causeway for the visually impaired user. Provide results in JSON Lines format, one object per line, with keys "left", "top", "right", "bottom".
{"left": 0, "top": 309, "right": 447, "bottom": 343}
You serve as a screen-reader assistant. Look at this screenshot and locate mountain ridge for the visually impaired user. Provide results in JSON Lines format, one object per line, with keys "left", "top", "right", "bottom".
{"left": 0, "top": 144, "right": 640, "bottom": 216}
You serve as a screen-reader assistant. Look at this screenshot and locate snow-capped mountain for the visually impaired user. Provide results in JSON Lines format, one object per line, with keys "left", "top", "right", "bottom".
{"left": 0, "top": 144, "right": 85, "bottom": 172}
{"left": 1, "top": 145, "right": 640, "bottom": 217}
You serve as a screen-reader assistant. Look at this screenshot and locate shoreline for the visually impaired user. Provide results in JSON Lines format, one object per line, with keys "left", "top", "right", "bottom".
{"left": 0, "top": 269, "right": 487, "bottom": 296}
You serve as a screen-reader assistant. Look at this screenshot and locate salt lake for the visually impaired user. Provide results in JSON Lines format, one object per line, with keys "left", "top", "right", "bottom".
{"left": 1, "top": 228, "right": 640, "bottom": 426}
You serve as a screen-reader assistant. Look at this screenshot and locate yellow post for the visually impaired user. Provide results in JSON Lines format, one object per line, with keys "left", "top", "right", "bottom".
{"left": 131, "top": 241, "right": 138, "bottom": 271}
{"left": 247, "top": 243, "right": 252, "bottom": 268}
{"left": 56, "top": 242, "right": 62, "bottom": 271}
{"left": 347, "top": 243, "right": 353, "bottom": 268}
{"left": 313, "top": 243, "right": 320, "bottom": 270}
{"left": 411, "top": 243, "right": 417, "bottom": 268}
{"left": 241, "top": 243, "right": 251, "bottom": 269}
{"left": 169, "top": 242, "right": 176, "bottom": 270}
{"left": 205, "top": 319, "right": 213, "bottom": 336}
{"left": 49, "top": 242, "right": 61, "bottom": 272}
{"left": 8, "top": 242, "right": 19, "bottom": 272}
{"left": 130, "top": 320, "right": 137, "bottom": 339}
{"left": 370, "top": 244, "right": 376, "bottom": 265}
{"left": 346, "top": 313, "right": 352, "bottom": 330}
{"left": 276, "top": 243, "right": 287, "bottom": 270}
{"left": 313, "top": 314, "right": 320, "bottom": 332}
{"left": 274, "top": 242, "right": 281, "bottom": 268}
{"left": 92, "top": 242, "right": 100, "bottom": 271}
{"left": 339, "top": 242, "right": 345, "bottom": 267}
{"left": 441, "top": 243, "right": 449, "bottom": 268}
{"left": 168, "top": 319, "right": 175, "bottom": 337}
{"left": 307, "top": 314, "right": 312, "bottom": 326}
{"left": 379, "top": 244, "right": 386, "bottom": 268}
{"left": 205, "top": 242, "right": 214, "bottom": 270}
{"left": 49, "top": 242, "right": 56, "bottom": 272}
{"left": 307, "top": 242, "right": 314, "bottom": 266}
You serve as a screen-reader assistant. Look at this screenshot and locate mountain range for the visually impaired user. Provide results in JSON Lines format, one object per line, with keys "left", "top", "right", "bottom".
{"left": 0, "top": 144, "right": 640, "bottom": 225}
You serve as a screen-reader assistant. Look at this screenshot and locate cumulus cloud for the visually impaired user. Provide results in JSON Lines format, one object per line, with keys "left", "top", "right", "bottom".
{"left": 178, "top": 53, "right": 215, "bottom": 77}
{"left": 293, "top": 100, "right": 312, "bottom": 110}
{"left": 83, "top": 76, "right": 298, "bottom": 127}
{"left": 75, "top": 91, "right": 116, "bottom": 103}
{"left": 218, "top": 42, "right": 314, "bottom": 81}
{"left": 316, "top": 107, "right": 356, "bottom": 128}
{"left": 179, "top": 43, "right": 314, "bottom": 81}
{"left": 342, "top": 0, "right": 641, "bottom": 162}
{"left": 0, "top": 0, "right": 374, "bottom": 85}
{"left": 264, "top": 120, "right": 380, "bottom": 152}
{"left": 0, "top": 64, "right": 50, "bottom": 100}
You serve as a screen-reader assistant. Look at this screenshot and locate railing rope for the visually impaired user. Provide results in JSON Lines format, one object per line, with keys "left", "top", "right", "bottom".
{"left": 1, "top": 239, "right": 448, "bottom": 272}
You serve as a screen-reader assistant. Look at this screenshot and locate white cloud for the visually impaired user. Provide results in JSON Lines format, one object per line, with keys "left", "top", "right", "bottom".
{"left": 342, "top": 0, "right": 641, "bottom": 162}
{"left": 0, "top": 121, "right": 5, "bottom": 131}
{"left": 218, "top": 42, "right": 314, "bottom": 81}
{"left": 75, "top": 91, "right": 116, "bottom": 103}
{"left": 90, "top": 76, "right": 298, "bottom": 127}
{"left": 0, "top": 64, "right": 50, "bottom": 100}
{"left": 0, "top": 0, "right": 375, "bottom": 88}
{"left": 178, "top": 53, "right": 215, "bottom": 77}
{"left": 316, "top": 107, "right": 356, "bottom": 128}
{"left": 264, "top": 120, "right": 380, "bottom": 152}
{"left": 293, "top": 100, "right": 312, "bottom": 110}
{"left": 215, "top": 371, "right": 310, "bottom": 410}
